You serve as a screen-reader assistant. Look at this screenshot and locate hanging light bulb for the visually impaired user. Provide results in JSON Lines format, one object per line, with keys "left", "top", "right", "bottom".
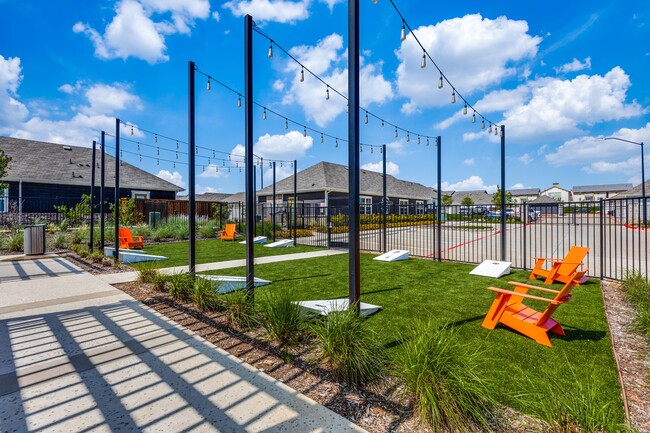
{"left": 346, "top": 104, "right": 349, "bottom": 113}
{"left": 263, "top": 109, "right": 267, "bottom": 120}
{"left": 472, "top": 111, "right": 476, "bottom": 123}
{"left": 173, "top": 162, "right": 176, "bottom": 169}
{"left": 407, "top": 132, "right": 410, "bottom": 142}
{"left": 176, "top": 140, "right": 179, "bottom": 149}
{"left": 303, "top": 127, "right": 307, "bottom": 137}
{"left": 426, "top": 137, "right": 430, "bottom": 146}
{"left": 438, "top": 74, "right": 443, "bottom": 89}
{"left": 157, "top": 147, "right": 160, "bottom": 155}
{"left": 285, "top": 118, "right": 289, "bottom": 129}
{"left": 495, "top": 125, "right": 499, "bottom": 136}
{"left": 381, "top": 120, "right": 385, "bottom": 127}
{"left": 488, "top": 123, "right": 493, "bottom": 134}
{"left": 481, "top": 118, "right": 485, "bottom": 129}
{"left": 325, "top": 86, "right": 330, "bottom": 100}
{"left": 395, "top": 128, "right": 398, "bottom": 138}
{"left": 335, "top": 138, "right": 339, "bottom": 148}
{"left": 421, "top": 52, "right": 426, "bottom": 69}
{"left": 212, "top": 150, "right": 215, "bottom": 158}
{"left": 208, "top": 158, "right": 211, "bottom": 165}
{"left": 463, "top": 103, "right": 468, "bottom": 115}
{"left": 206, "top": 78, "right": 211, "bottom": 91}
{"left": 130, "top": 126, "right": 133, "bottom": 135}
{"left": 268, "top": 42, "right": 273, "bottom": 58}
{"left": 360, "top": 145, "right": 363, "bottom": 153}
{"left": 451, "top": 90, "right": 456, "bottom": 104}
{"left": 139, "top": 154, "right": 142, "bottom": 162}
{"left": 237, "top": 96, "right": 242, "bottom": 108}
{"left": 379, "top": 147, "right": 383, "bottom": 154}
{"left": 175, "top": 151, "right": 178, "bottom": 159}
{"left": 300, "top": 68, "right": 304, "bottom": 82}
{"left": 228, "top": 167, "right": 231, "bottom": 173}
{"left": 320, "top": 133, "right": 324, "bottom": 144}
{"left": 202, "top": 165, "right": 205, "bottom": 172}
{"left": 154, "top": 134, "right": 158, "bottom": 143}
{"left": 365, "top": 112, "right": 369, "bottom": 124}
{"left": 418, "top": 135, "right": 421, "bottom": 145}
{"left": 371, "top": 146, "right": 374, "bottom": 154}
{"left": 157, "top": 158, "right": 159, "bottom": 166}
{"left": 137, "top": 143, "right": 140, "bottom": 151}
{"left": 400, "top": 22, "right": 406, "bottom": 41}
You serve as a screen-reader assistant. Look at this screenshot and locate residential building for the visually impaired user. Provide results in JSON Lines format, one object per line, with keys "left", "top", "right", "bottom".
{"left": 448, "top": 190, "right": 492, "bottom": 205}
{"left": 572, "top": 183, "right": 633, "bottom": 201}
{"left": 507, "top": 188, "right": 540, "bottom": 203}
{"left": 541, "top": 183, "right": 572, "bottom": 202}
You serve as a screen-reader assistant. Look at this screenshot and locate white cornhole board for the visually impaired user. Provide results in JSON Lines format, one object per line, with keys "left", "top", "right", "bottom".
{"left": 469, "top": 260, "right": 511, "bottom": 278}
{"left": 103, "top": 247, "right": 168, "bottom": 264}
{"left": 239, "top": 236, "right": 268, "bottom": 245}
{"left": 197, "top": 275, "right": 272, "bottom": 294}
{"left": 264, "top": 239, "right": 294, "bottom": 248}
{"left": 295, "top": 299, "right": 382, "bottom": 317}
{"left": 373, "top": 249, "right": 409, "bottom": 262}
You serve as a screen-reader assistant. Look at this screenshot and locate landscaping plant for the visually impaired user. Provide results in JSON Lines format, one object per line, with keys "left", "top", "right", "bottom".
{"left": 137, "top": 261, "right": 160, "bottom": 284}
{"left": 53, "top": 232, "right": 68, "bottom": 249}
{"left": 167, "top": 271, "right": 193, "bottom": 302}
{"left": 391, "top": 321, "right": 495, "bottom": 433}
{"left": 222, "top": 290, "right": 257, "bottom": 329}
{"left": 152, "top": 272, "right": 169, "bottom": 292}
{"left": 5, "top": 229, "right": 24, "bottom": 252}
{"left": 311, "top": 306, "right": 385, "bottom": 386}
{"left": 621, "top": 271, "right": 650, "bottom": 337}
{"left": 192, "top": 277, "right": 222, "bottom": 312}
{"left": 258, "top": 289, "right": 304, "bottom": 347}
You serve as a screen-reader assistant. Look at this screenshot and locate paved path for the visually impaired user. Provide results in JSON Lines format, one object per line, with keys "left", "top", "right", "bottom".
{"left": 0, "top": 256, "right": 364, "bottom": 433}
{"left": 98, "top": 249, "right": 348, "bottom": 285}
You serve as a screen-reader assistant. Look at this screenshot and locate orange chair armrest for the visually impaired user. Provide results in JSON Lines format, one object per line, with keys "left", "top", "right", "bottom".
{"left": 487, "top": 287, "right": 558, "bottom": 303}
{"left": 507, "top": 281, "right": 560, "bottom": 293}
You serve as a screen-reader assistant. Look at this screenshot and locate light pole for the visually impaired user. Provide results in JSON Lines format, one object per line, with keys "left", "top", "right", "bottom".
{"left": 604, "top": 137, "right": 646, "bottom": 226}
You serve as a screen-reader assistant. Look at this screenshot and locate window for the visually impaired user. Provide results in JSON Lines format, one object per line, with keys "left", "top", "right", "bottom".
{"left": 399, "top": 199, "right": 409, "bottom": 215}
{"left": 0, "top": 188, "right": 7, "bottom": 213}
{"left": 360, "top": 196, "right": 372, "bottom": 215}
{"left": 547, "top": 192, "right": 562, "bottom": 201}
{"left": 415, "top": 200, "right": 424, "bottom": 215}
{"left": 131, "top": 190, "right": 150, "bottom": 199}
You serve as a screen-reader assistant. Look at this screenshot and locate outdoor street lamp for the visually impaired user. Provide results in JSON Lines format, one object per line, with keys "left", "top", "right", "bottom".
{"left": 604, "top": 137, "right": 646, "bottom": 226}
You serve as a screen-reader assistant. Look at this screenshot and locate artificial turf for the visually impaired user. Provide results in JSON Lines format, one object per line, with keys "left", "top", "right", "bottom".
{"left": 201, "top": 253, "right": 624, "bottom": 423}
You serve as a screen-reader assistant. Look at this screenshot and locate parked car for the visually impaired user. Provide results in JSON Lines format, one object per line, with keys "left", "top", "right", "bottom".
{"left": 458, "top": 206, "right": 471, "bottom": 215}
{"left": 471, "top": 205, "right": 488, "bottom": 215}
{"left": 484, "top": 210, "right": 501, "bottom": 219}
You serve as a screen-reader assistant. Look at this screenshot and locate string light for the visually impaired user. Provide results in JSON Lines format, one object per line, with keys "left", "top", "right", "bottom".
{"left": 488, "top": 123, "right": 493, "bottom": 134}
{"left": 130, "top": 126, "right": 133, "bottom": 135}
{"left": 365, "top": 111, "right": 369, "bottom": 124}
{"left": 285, "top": 118, "right": 288, "bottom": 129}
{"left": 463, "top": 103, "right": 468, "bottom": 115}
{"left": 207, "top": 78, "right": 211, "bottom": 91}
{"left": 303, "top": 126, "right": 307, "bottom": 137}
{"left": 418, "top": 135, "right": 421, "bottom": 145}
{"left": 438, "top": 74, "right": 443, "bottom": 89}
{"left": 400, "top": 22, "right": 406, "bottom": 41}
{"left": 154, "top": 134, "right": 157, "bottom": 143}
{"left": 237, "top": 96, "right": 242, "bottom": 108}
{"left": 320, "top": 133, "right": 324, "bottom": 143}
{"left": 421, "top": 52, "right": 426, "bottom": 69}
{"left": 481, "top": 118, "right": 485, "bottom": 129}
{"left": 325, "top": 86, "right": 330, "bottom": 100}
{"left": 360, "top": 145, "right": 363, "bottom": 153}
{"left": 263, "top": 108, "right": 267, "bottom": 120}
{"left": 268, "top": 41, "right": 273, "bottom": 58}
{"left": 300, "top": 68, "right": 304, "bottom": 82}
{"left": 451, "top": 90, "right": 456, "bottom": 104}
{"left": 394, "top": 128, "right": 398, "bottom": 138}
{"left": 472, "top": 111, "right": 476, "bottom": 123}
{"left": 335, "top": 138, "right": 339, "bottom": 148}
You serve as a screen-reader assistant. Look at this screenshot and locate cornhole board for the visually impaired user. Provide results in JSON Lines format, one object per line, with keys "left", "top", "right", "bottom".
{"left": 103, "top": 247, "right": 168, "bottom": 264}
{"left": 469, "top": 260, "right": 511, "bottom": 278}
{"left": 373, "top": 249, "right": 409, "bottom": 262}
{"left": 295, "top": 299, "right": 382, "bottom": 317}
{"left": 239, "top": 236, "right": 268, "bottom": 245}
{"left": 197, "top": 275, "right": 272, "bottom": 294}
{"left": 264, "top": 239, "right": 294, "bottom": 248}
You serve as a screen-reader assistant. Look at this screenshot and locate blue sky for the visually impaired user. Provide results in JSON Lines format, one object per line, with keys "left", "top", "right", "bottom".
{"left": 1, "top": 0, "right": 649, "bottom": 195}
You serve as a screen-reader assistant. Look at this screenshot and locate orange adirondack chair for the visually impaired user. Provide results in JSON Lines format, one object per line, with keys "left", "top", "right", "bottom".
{"left": 118, "top": 227, "right": 144, "bottom": 249}
{"left": 220, "top": 223, "right": 236, "bottom": 241}
{"left": 529, "top": 246, "right": 589, "bottom": 285}
{"left": 482, "top": 270, "right": 587, "bottom": 347}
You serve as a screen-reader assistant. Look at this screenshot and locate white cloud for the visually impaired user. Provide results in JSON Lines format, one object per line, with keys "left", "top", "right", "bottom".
{"left": 510, "top": 183, "right": 525, "bottom": 189}
{"left": 74, "top": 0, "right": 211, "bottom": 63}
{"left": 554, "top": 57, "right": 591, "bottom": 74}
{"left": 263, "top": 165, "right": 293, "bottom": 183}
{"left": 463, "top": 158, "right": 475, "bottom": 166}
{"left": 199, "top": 164, "right": 227, "bottom": 178}
{"left": 82, "top": 83, "right": 143, "bottom": 116}
{"left": 582, "top": 157, "right": 640, "bottom": 175}
{"left": 255, "top": 130, "right": 313, "bottom": 160}
{"left": 212, "top": 11, "right": 220, "bottom": 21}
{"left": 442, "top": 175, "right": 498, "bottom": 193}
{"left": 58, "top": 84, "right": 76, "bottom": 94}
{"left": 396, "top": 14, "right": 541, "bottom": 112}
{"left": 518, "top": 153, "right": 533, "bottom": 164}
{"left": 0, "top": 55, "right": 28, "bottom": 131}
{"left": 223, "top": 0, "right": 310, "bottom": 23}
{"left": 156, "top": 170, "right": 186, "bottom": 189}
{"left": 197, "top": 185, "right": 222, "bottom": 194}
{"left": 279, "top": 33, "right": 393, "bottom": 127}
{"left": 319, "top": 0, "right": 343, "bottom": 11}
{"left": 361, "top": 161, "right": 399, "bottom": 176}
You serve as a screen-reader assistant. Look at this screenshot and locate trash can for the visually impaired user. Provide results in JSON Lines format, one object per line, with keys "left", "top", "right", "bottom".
{"left": 149, "top": 211, "right": 161, "bottom": 227}
{"left": 24, "top": 224, "right": 46, "bottom": 255}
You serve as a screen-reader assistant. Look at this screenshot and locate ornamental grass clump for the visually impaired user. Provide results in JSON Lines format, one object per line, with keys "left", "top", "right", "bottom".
{"left": 192, "top": 277, "right": 221, "bottom": 312}
{"left": 222, "top": 290, "right": 257, "bottom": 330}
{"left": 137, "top": 261, "right": 160, "bottom": 284}
{"left": 621, "top": 271, "right": 650, "bottom": 337}
{"left": 258, "top": 289, "right": 304, "bottom": 347}
{"left": 311, "top": 306, "right": 385, "bottom": 386}
{"left": 391, "top": 321, "right": 495, "bottom": 433}
{"left": 168, "top": 271, "right": 193, "bottom": 302}
{"left": 5, "top": 230, "right": 24, "bottom": 252}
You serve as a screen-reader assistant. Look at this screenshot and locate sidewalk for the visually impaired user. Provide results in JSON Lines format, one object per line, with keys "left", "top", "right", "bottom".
{"left": 0, "top": 256, "right": 365, "bottom": 433}
{"left": 98, "top": 248, "right": 348, "bottom": 285}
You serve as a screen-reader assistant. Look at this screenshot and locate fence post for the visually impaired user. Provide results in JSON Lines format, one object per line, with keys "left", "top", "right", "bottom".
{"left": 599, "top": 198, "right": 604, "bottom": 280}
{"left": 522, "top": 201, "right": 527, "bottom": 270}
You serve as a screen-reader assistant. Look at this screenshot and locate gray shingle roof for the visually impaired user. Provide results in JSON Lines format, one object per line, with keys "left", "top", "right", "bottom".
{"left": 572, "top": 183, "right": 633, "bottom": 193}
{"left": 530, "top": 194, "right": 560, "bottom": 204}
{"left": 612, "top": 181, "right": 650, "bottom": 198}
{"left": 256, "top": 161, "right": 435, "bottom": 200}
{"left": 449, "top": 190, "right": 492, "bottom": 205}
{"left": 177, "top": 192, "right": 233, "bottom": 202}
{"left": 0, "top": 136, "right": 183, "bottom": 192}
{"left": 223, "top": 191, "right": 246, "bottom": 203}
{"left": 507, "top": 188, "right": 540, "bottom": 196}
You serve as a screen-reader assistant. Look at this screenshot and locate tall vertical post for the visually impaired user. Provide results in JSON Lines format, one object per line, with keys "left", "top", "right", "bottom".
{"left": 500, "top": 125, "right": 506, "bottom": 262}
{"left": 89, "top": 140, "right": 96, "bottom": 252}
{"left": 272, "top": 161, "right": 276, "bottom": 241}
{"left": 599, "top": 198, "right": 604, "bottom": 279}
{"left": 348, "top": 0, "right": 360, "bottom": 309}
{"left": 436, "top": 136, "right": 442, "bottom": 262}
{"left": 253, "top": 169, "right": 257, "bottom": 237}
{"left": 100, "top": 131, "right": 105, "bottom": 250}
{"left": 293, "top": 160, "right": 297, "bottom": 244}
{"left": 188, "top": 61, "right": 197, "bottom": 275}
{"left": 244, "top": 14, "right": 255, "bottom": 293}
{"left": 382, "top": 144, "right": 387, "bottom": 253}
{"left": 114, "top": 119, "right": 120, "bottom": 262}
{"left": 641, "top": 142, "right": 646, "bottom": 227}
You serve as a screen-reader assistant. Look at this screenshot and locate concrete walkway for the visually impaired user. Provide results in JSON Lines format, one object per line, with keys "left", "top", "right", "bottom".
{"left": 98, "top": 249, "right": 348, "bottom": 285}
{"left": 0, "top": 256, "right": 364, "bottom": 433}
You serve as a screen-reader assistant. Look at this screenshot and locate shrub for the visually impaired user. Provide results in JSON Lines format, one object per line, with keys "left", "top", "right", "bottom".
{"left": 5, "top": 230, "right": 24, "bottom": 252}
{"left": 391, "top": 321, "right": 495, "bottom": 432}
{"left": 198, "top": 220, "right": 218, "bottom": 238}
{"left": 192, "top": 277, "right": 221, "bottom": 312}
{"left": 137, "top": 261, "right": 160, "bottom": 284}
{"left": 311, "top": 306, "right": 385, "bottom": 386}
{"left": 88, "top": 250, "right": 104, "bottom": 263}
{"left": 152, "top": 272, "right": 169, "bottom": 292}
{"left": 151, "top": 217, "right": 189, "bottom": 241}
{"left": 46, "top": 223, "right": 56, "bottom": 234}
{"left": 71, "top": 228, "right": 86, "bottom": 245}
{"left": 58, "top": 219, "right": 69, "bottom": 232}
{"left": 53, "top": 232, "right": 68, "bottom": 249}
{"left": 222, "top": 290, "right": 257, "bottom": 329}
{"left": 621, "top": 271, "right": 650, "bottom": 337}
{"left": 168, "top": 272, "right": 193, "bottom": 302}
{"left": 258, "top": 289, "right": 304, "bottom": 347}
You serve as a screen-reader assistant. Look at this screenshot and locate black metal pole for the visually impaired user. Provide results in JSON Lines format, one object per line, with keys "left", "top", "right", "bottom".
{"left": 599, "top": 198, "right": 604, "bottom": 279}
{"left": 500, "top": 125, "right": 506, "bottom": 262}
{"left": 436, "top": 136, "right": 442, "bottom": 262}
{"left": 244, "top": 14, "right": 255, "bottom": 293}
{"left": 188, "top": 60, "right": 196, "bottom": 275}
{"left": 293, "top": 159, "right": 297, "bottom": 244}
{"left": 382, "top": 144, "right": 387, "bottom": 253}
{"left": 100, "top": 131, "right": 105, "bottom": 250}
{"left": 641, "top": 142, "right": 646, "bottom": 226}
{"left": 272, "top": 161, "right": 276, "bottom": 242}
{"left": 114, "top": 119, "right": 120, "bottom": 262}
{"left": 522, "top": 201, "right": 527, "bottom": 270}
{"left": 89, "top": 140, "right": 96, "bottom": 252}
{"left": 348, "top": 0, "right": 360, "bottom": 309}
{"left": 253, "top": 168, "right": 257, "bottom": 237}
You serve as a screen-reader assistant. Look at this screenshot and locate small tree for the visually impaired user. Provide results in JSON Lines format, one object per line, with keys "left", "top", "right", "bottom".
{"left": 0, "top": 148, "right": 12, "bottom": 190}
{"left": 491, "top": 187, "right": 512, "bottom": 207}
{"left": 441, "top": 195, "right": 453, "bottom": 206}
{"left": 461, "top": 197, "right": 474, "bottom": 206}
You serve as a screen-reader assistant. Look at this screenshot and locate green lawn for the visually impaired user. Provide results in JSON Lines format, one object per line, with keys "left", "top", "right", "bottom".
{"left": 133, "top": 239, "right": 323, "bottom": 268}
{"left": 202, "top": 254, "right": 623, "bottom": 423}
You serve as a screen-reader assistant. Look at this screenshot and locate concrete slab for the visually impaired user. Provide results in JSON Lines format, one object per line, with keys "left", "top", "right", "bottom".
{"left": 373, "top": 249, "right": 409, "bottom": 262}
{"left": 296, "top": 299, "right": 382, "bottom": 318}
{"left": 264, "top": 239, "right": 294, "bottom": 248}
{"left": 239, "top": 236, "right": 268, "bottom": 245}
{"left": 197, "top": 275, "right": 272, "bottom": 294}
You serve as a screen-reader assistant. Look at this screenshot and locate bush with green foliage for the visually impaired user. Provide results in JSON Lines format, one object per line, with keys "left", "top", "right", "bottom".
{"left": 151, "top": 217, "right": 189, "bottom": 241}
{"left": 152, "top": 272, "right": 169, "bottom": 292}
{"left": 222, "top": 290, "right": 257, "bottom": 329}
{"left": 391, "top": 321, "right": 495, "bottom": 432}
{"left": 168, "top": 271, "right": 193, "bottom": 302}
{"left": 88, "top": 250, "right": 104, "bottom": 263}
{"left": 198, "top": 220, "right": 218, "bottom": 238}
{"left": 70, "top": 227, "right": 88, "bottom": 245}
{"left": 258, "top": 289, "right": 304, "bottom": 347}
{"left": 137, "top": 261, "right": 160, "bottom": 284}
{"left": 54, "top": 194, "right": 91, "bottom": 226}
{"left": 311, "top": 306, "right": 385, "bottom": 386}
{"left": 53, "top": 232, "right": 68, "bottom": 249}
{"left": 192, "top": 277, "right": 221, "bottom": 312}
{"left": 5, "top": 230, "right": 24, "bottom": 252}
{"left": 621, "top": 271, "right": 650, "bottom": 337}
